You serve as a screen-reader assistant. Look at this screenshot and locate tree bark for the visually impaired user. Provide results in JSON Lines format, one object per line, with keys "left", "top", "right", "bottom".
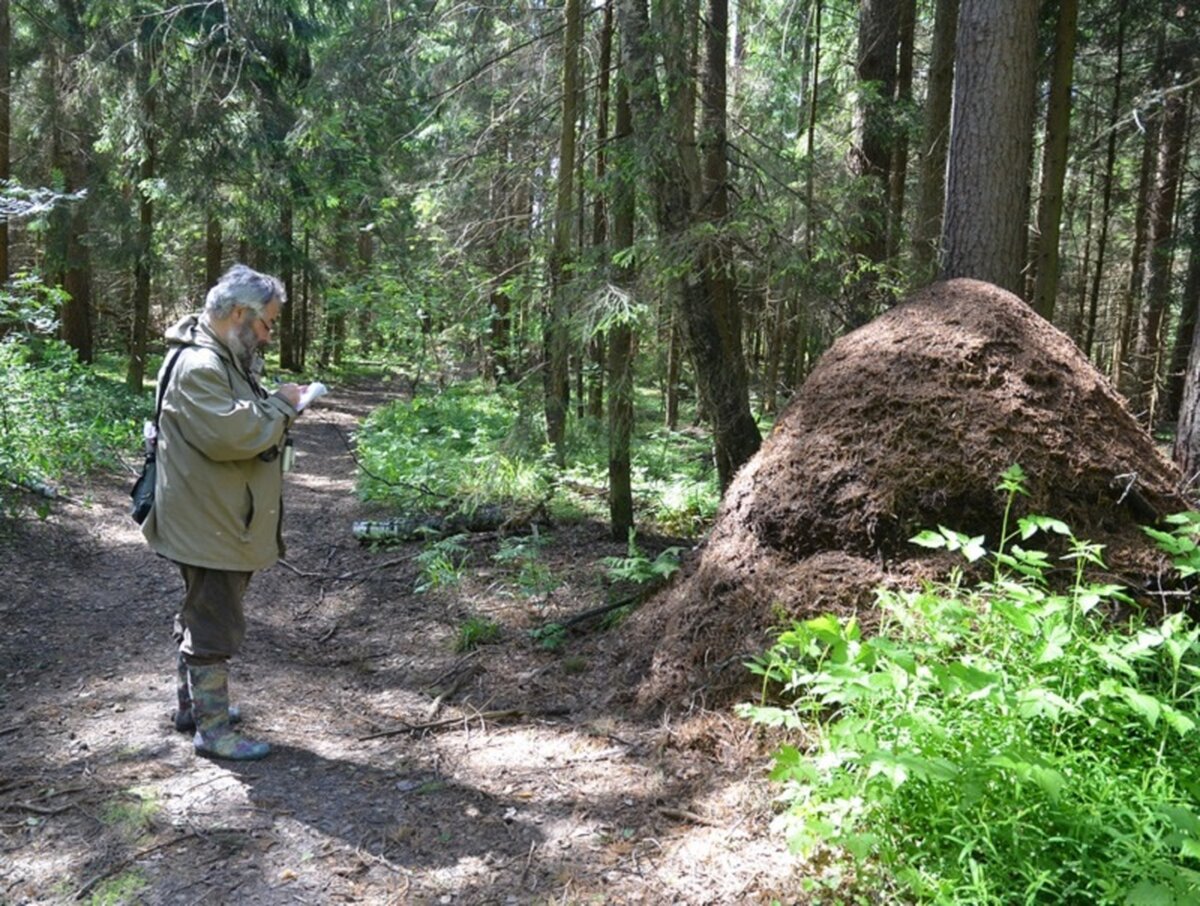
{"left": 545, "top": 0, "right": 582, "bottom": 464}
{"left": 886, "top": 0, "right": 915, "bottom": 261}
{"left": 1031, "top": 0, "right": 1080, "bottom": 321}
{"left": 938, "top": 0, "right": 1039, "bottom": 295}
{"left": 127, "top": 22, "right": 157, "bottom": 392}
{"left": 1084, "top": 0, "right": 1127, "bottom": 360}
{"left": 1171, "top": 189, "right": 1200, "bottom": 459}
{"left": 1132, "top": 84, "right": 1189, "bottom": 422}
{"left": 205, "top": 214, "right": 223, "bottom": 291}
{"left": 846, "top": 0, "right": 899, "bottom": 327}
{"left": 0, "top": 0, "right": 10, "bottom": 285}
{"left": 608, "top": 76, "right": 635, "bottom": 539}
{"left": 912, "top": 0, "right": 958, "bottom": 274}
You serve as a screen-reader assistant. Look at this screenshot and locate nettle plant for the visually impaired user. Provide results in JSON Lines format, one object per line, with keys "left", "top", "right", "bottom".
{"left": 740, "top": 466, "right": 1200, "bottom": 905}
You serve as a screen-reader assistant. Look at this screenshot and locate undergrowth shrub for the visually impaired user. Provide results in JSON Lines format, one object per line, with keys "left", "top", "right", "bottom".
{"left": 355, "top": 378, "right": 721, "bottom": 532}
{"left": 0, "top": 279, "right": 145, "bottom": 517}
{"left": 740, "top": 467, "right": 1200, "bottom": 905}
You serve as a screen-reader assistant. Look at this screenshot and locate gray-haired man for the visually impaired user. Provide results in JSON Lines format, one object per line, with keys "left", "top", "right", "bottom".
{"left": 142, "top": 264, "right": 305, "bottom": 760}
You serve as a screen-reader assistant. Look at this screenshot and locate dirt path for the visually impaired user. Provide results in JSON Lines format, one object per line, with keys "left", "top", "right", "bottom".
{"left": 0, "top": 381, "right": 799, "bottom": 905}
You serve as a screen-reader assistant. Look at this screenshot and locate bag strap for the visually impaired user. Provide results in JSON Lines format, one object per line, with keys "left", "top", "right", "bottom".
{"left": 154, "top": 347, "right": 187, "bottom": 429}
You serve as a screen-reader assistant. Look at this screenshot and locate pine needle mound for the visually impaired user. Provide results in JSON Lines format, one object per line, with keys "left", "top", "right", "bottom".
{"left": 618, "top": 278, "right": 1189, "bottom": 713}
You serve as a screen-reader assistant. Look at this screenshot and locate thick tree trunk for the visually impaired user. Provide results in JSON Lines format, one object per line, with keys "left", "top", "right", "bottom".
{"left": 886, "top": 0, "right": 915, "bottom": 261}
{"left": 545, "top": 0, "right": 582, "bottom": 464}
{"left": 846, "top": 0, "right": 899, "bottom": 327}
{"left": 1132, "top": 87, "right": 1189, "bottom": 421}
{"left": 619, "top": 0, "right": 761, "bottom": 490}
{"left": 1116, "top": 115, "right": 1162, "bottom": 390}
{"left": 0, "top": 0, "right": 10, "bottom": 285}
{"left": 589, "top": 0, "right": 614, "bottom": 421}
{"left": 1031, "top": 0, "right": 1080, "bottom": 321}
{"left": 1171, "top": 190, "right": 1200, "bottom": 475}
{"left": 938, "top": 0, "right": 1039, "bottom": 295}
{"left": 205, "top": 214, "right": 223, "bottom": 290}
{"left": 127, "top": 27, "right": 156, "bottom": 392}
{"left": 912, "top": 0, "right": 958, "bottom": 274}
{"left": 1166, "top": 189, "right": 1200, "bottom": 423}
{"left": 608, "top": 77, "right": 636, "bottom": 539}
{"left": 1085, "top": 0, "right": 1127, "bottom": 360}
{"left": 804, "top": 0, "right": 822, "bottom": 262}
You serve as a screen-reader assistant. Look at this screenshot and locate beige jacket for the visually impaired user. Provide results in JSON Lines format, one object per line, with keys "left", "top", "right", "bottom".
{"left": 141, "top": 314, "right": 297, "bottom": 572}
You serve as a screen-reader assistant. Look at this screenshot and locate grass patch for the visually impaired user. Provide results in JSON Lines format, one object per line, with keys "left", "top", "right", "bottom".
{"left": 454, "top": 615, "right": 501, "bottom": 651}
{"left": 740, "top": 469, "right": 1200, "bottom": 904}
{"left": 353, "top": 376, "right": 725, "bottom": 535}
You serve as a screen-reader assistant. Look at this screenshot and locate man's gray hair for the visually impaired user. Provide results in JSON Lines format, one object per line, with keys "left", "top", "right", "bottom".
{"left": 204, "top": 264, "right": 286, "bottom": 319}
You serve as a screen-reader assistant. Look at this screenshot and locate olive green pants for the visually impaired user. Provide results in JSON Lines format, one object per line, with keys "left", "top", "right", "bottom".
{"left": 172, "top": 563, "right": 253, "bottom": 666}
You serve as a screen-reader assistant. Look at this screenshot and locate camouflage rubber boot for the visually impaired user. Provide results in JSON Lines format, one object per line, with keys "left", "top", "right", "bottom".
{"left": 187, "top": 662, "right": 269, "bottom": 761}
{"left": 173, "top": 652, "right": 240, "bottom": 733}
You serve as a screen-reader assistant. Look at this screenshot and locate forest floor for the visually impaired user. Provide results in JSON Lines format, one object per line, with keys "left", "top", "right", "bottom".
{"left": 0, "top": 379, "right": 807, "bottom": 905}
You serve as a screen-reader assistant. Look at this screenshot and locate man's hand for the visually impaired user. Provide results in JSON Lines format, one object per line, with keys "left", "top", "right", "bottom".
{"left": 275, "top": 383, "right": 304, "bottom": 409}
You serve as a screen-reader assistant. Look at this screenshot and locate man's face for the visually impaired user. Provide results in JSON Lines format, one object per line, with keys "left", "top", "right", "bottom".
{"left": 230, "top": 300, "right": 281, "bottom": 368}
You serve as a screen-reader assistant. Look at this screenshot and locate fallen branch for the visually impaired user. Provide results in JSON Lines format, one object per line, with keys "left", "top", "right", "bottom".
{"left": 656, "top": 806, "right": 720, "bottom": 827}
{"left": 2, "top": 800, "right": 75, "bottom": 816}
{"left": 359, "top": 706, "right": 570, "bottom": 741}
{"left": 424, "top": 662, "right": 480, "bottom": 721}
{"left": 539, "top": 579, "right": 668, "bottom": 634}
{"left": 277, "top": 552, "right": 419, "bottom": 581}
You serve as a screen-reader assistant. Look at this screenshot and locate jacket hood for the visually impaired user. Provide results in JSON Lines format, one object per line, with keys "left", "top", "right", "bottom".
{"left": 165, "top": 313, "right": 244, "bottom": 377}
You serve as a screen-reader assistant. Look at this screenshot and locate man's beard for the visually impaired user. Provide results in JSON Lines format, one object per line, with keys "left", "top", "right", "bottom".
{"left": 227, "top": 320, "right": 265, "bottom": 375}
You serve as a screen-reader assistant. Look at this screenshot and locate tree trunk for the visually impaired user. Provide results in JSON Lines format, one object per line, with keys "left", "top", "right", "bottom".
{"left": 938, "top": 0, "right": 1039, "bottom": 295}
{"left": 886, "top": 0, "right": 915, "bottom": 261}
{"left": 608, "top": 77, "right": 635, "bottom": 539}
{"left": 699, "top": 0, "right": 759, "bottom": 487}
{"left": 1166, "top": 188, "right": 1200, "bottom": 424}
{"left": 545, "top": 0, "right": 582, "bottom": 464}
{"left": 1030, "top": 0, "right": 1080, "bottom": 321}
{"left": 912, "top": 0, "right": 958, "bottom": 274}
{"left": 278, "top": 200, "right": 297, "bottom": 370}
{"left": 0, "top": 0, "right": 10, "bottom": 285}
{"left": 1131, "top": 85, "right": 1189, "bottom": 422}
{"left": 1116, "top": 111, "right": 1162, "bottom": 390}
{"left": 1170, "top": 189, "right": 1200, "bottom": 456}
{"left": 804, "top": 0, "right": 822, "bottom": 263}
{"left": 127, "top": 23, "right": 157, "bottom": 392}
{"left": 205, "top": 214, "right": 223, "bottom": 290}
{"left": 664, "top": 313, "right": 681, "bottom": 429}
{"left": 846, "top": 0, "right": 899, "bottom": 327}
{"left": 590, "top": 0, "right": 615, "bottom": 421}
{"left": 1085, "top": 0, "right": 1127, "bottom": 360}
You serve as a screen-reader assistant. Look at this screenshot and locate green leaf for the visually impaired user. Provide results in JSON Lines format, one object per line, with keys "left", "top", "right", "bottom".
{"left": 1162, "top": 704, "right": 1196, "bottom": 738}
{"left": 909, "top": 529, "right": 948, "bottom": 549}
{"left": 1158, "top": 804, "right": 1200, "bottom": 837}
{"left": 992, "top": 600, "right": 1039, "bottom": 636}
{"left": 1124, "top": 880, "right": 1176, "bottom": 905}
{"left": 1118, "top": 686, "right": 1161, "bottom": 727}
{"left": 1017, "top": 686, "right": 1075, "bottom": 719}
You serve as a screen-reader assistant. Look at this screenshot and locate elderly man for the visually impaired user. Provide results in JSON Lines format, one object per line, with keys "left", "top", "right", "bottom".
{"left": 142, "top": 264, "right": 305, "bottom": 761}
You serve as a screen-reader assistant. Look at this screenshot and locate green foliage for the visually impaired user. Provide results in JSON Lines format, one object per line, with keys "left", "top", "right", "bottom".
{"left": 414, "top": 534, "right": 470, "bottom": 594}
{"left": 355, "top": 377, "right": 723, "bottom": 537}
{"left": 602, "top": 529, "right": 682, "bottom": 586}
{"left": 357, "top": 381, "right": 553, "bottom": 513}
{"left": 454, "top": 615, "right": 501, "bottom": 652}
{"left": 0, "top": 279, "right": 147, "bottom": 517}
{"left": 1143, "top": 513, "right": 1200, "bottom": 577}
{"left": 493, "top": 533, "right": 560, "bottom": 598}
{"left": 87, "top": 869, "right": 148, "bottom": 906}
{"left": 529, "top": 621, "right": 566, "bottom": 651}
{"left": 741, "top": 469, "right": 1200, "bottom": 904}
